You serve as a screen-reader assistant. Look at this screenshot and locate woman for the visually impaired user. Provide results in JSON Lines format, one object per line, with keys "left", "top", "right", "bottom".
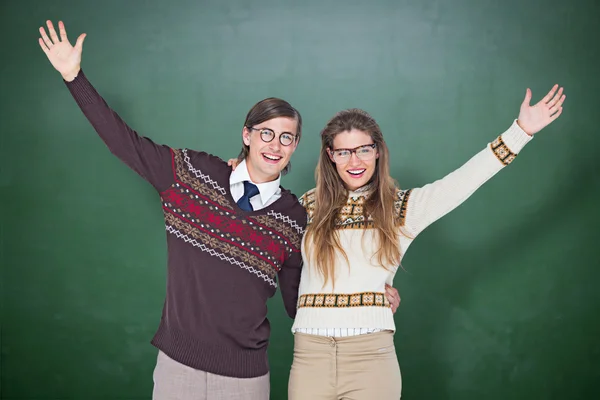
{"left": 284, "top": 85, "right": 564, "bottom": 400}
{"left": 228, "top": 91, "right": 564, "bottom": 400}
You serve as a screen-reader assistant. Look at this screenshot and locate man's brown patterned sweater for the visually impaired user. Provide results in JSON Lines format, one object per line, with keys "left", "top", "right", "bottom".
{"left": 65, "top": 70, "right": 307, "bottom": 378}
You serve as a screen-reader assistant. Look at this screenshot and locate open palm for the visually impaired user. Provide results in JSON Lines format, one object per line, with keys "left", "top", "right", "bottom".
{"left": 38, "top": 20, "right": 86, "bottom": 80}
{"left": 517, "top": 85, "right": 566, "bottom": 135}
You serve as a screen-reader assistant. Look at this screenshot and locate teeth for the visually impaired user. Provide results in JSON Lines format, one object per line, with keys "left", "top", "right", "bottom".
{"left": 348, "top": 169, "right": 365, "bottom": 175}
{"left": 263, "top": 154, "right": 281, "bottom": 161}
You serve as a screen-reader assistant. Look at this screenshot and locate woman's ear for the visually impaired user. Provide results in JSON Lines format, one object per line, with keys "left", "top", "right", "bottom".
{"left": 326, "top": 148, "right": 334, "bottom": 162}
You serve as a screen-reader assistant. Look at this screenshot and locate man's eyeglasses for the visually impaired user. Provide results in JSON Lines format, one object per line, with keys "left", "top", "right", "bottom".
{"left": 329, "top": 144, "right": 377, "bottom": 164}
{"left": 247, "top": 127, "right": 297, "bottom": 147}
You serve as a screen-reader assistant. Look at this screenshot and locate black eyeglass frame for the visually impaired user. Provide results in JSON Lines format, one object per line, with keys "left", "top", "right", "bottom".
{"left": 246, "top": 126, "right": 298, "bottom": 147}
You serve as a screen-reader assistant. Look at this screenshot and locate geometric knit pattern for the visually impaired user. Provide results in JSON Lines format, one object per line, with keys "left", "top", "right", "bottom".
{"left": 161, "top": 149, "right": 304, "bottom": 288}
{"left": 299, "top": 187, "right": 412, "bottom": 230}
{"left": 174, "top": 150, "right": 232, "bottom": 208}
{"left": 182, "top": 149, "right": 228, "bottom": 196}
{"left": 252, "top": 213, "right": 304, "bottom": 250}
{"left": 298, "top": 292, "right": 391, "bottom": 308}
{"left": 490, "top": 135, "right": 518, "bottom": 166}
{"left": 394, "top": 188, "right": 411, "bottom": 225}
{"left": 264, "top": 210, "right": 306, "bottom": 235}
{"left": 165, "top": 223, "right": 277, "bottom": 286}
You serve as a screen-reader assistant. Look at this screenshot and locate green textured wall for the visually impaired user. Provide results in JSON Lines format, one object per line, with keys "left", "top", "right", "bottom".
{"left": 1, "top": 0, "right": 599, "bottom": 398}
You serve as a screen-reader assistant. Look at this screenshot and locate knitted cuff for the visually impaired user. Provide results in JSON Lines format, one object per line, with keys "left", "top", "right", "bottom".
{"left": 490, "top": 119, "right": 534, "bottom": 165}
{"left": 63, "top": 69, "right": 98, "bottom": 108}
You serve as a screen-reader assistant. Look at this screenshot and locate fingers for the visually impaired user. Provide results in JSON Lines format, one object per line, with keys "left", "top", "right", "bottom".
{"left": 550, "top": 105, "right": 564, "bottom": 121}
{"left": 47, "top": 20, "right": 60, "bottom": 44}
{"left": 227, "top": 158, "right": 239, "bottom": 170}
{"left": 546, "top": 84, "right": 565, "bottom": 120}
{"left": 541, "top": 84, "right": 559, "bottom": 104}
{"left": 549, "top": 93, "right": 566, "bottom": 113}
{"left": 39, "top": 26, "right": 53, "bottom": 48}
{"left": 390, "top": 298, "right": 399, "bottom": 314}
{"left": 522, "top": 88, "right": 532, "bottom": 107}
{"left": 385, "top": 284, "right": 396, "bottom": 298}
{"left": 59, "top": 20, "right": 68, "bottom": 42}
{"left": 38, "top": 37, "right": 50, "bottom": 54}
{"left": 547, "top": 87, "right": 564, "bottom": 108}
{"left": 385, "top": 284, "right": 401, "bottom": 313}
{"left": 386, "top": 288, "right": 397, "bottom": 302}
{"left": 385, "top": 284, "right": 399, "bottom": 297}
{"left": 75, "top": 33, "right": 86, "bottom": 52}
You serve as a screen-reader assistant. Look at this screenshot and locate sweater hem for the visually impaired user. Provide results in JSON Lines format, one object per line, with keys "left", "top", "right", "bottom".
{"left": 290, "top": 307, "right": 396, "bottom": 333}
{"left": 150, "top": 321, "right": 269, "bottom": 379}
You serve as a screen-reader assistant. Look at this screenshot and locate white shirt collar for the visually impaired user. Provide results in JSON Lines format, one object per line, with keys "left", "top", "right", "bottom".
{"left": 229, "top": 159, "right": 281, "bottom": 205}
{"left": 348, "top": 181, "right": 375, "bottom": 198}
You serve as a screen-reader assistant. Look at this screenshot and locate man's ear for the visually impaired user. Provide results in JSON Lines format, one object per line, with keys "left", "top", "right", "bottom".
{"left": 242, "top": 127, "right": 251, "bottom": 146}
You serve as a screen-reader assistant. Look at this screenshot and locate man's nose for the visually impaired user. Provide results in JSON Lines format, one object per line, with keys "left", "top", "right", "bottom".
{"left": 269, "top": 137, "right": 282, "bottom": 151}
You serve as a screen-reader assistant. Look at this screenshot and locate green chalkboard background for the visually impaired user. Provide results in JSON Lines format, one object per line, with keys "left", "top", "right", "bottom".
{"left": 1, "top": 0, "right": 599, "bottom": 398}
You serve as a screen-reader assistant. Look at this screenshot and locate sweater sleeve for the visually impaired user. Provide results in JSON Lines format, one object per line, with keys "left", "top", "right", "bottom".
{"left": 64, "top": 70, "right": 174, "bottom": 192}
{"left": 277, "top": 199, "right": 309, "bottom": 319}
{"left": 278, "top": 250, "right": 304, "bottom": 319}
{"left": 402, "top": 120, "right": 533, "bottom": 237}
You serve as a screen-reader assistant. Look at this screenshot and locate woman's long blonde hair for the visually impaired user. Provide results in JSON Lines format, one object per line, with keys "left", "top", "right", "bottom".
{"left": 304, "top": 109, "right": 403, "bottom": 286}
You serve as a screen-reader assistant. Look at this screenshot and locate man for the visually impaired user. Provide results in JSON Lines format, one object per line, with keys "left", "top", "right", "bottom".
{"left": 38, "top": 19, "right": 401, "bottom": 399}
